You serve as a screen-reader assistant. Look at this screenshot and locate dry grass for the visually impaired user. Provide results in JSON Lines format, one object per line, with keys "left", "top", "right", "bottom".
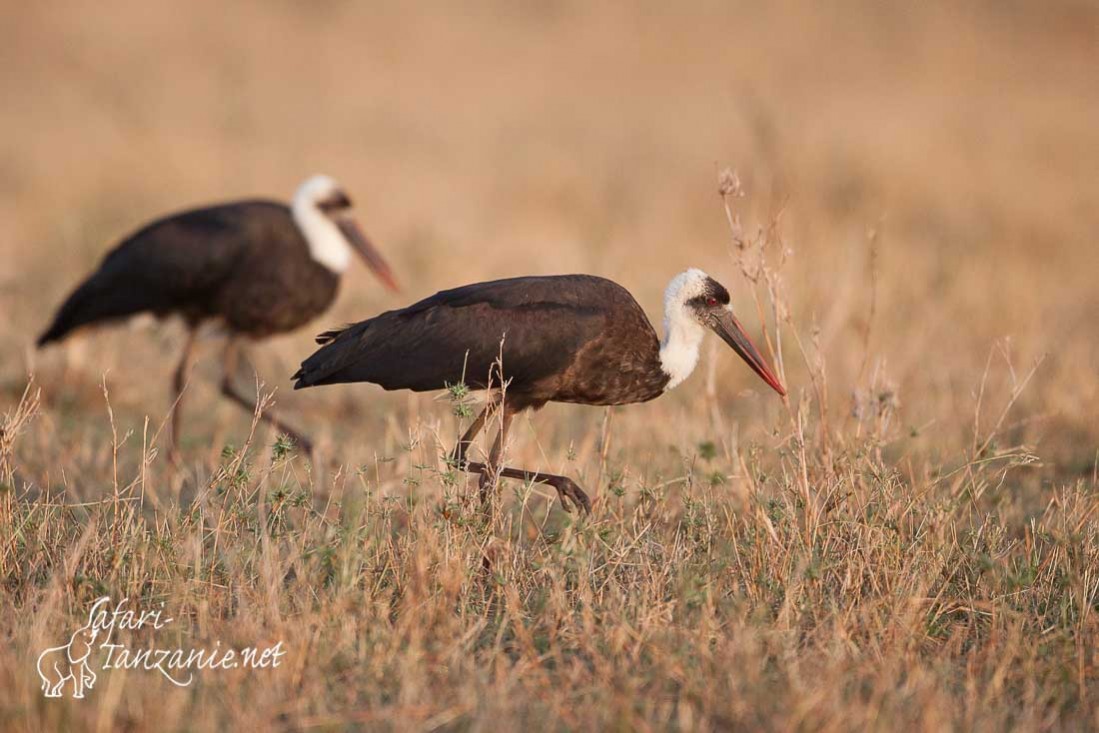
{"left": 2, "top": 1, "right": 1098, "bottom": 730}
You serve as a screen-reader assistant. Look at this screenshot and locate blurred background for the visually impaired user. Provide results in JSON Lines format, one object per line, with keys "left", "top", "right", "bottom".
{"left": 1, "top": 0, "right": 1096, "bottom": 485}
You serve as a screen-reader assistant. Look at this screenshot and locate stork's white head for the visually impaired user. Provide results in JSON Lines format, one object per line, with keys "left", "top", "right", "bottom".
{"left": 663, "top": 268, "right": 723, "bottom": 318}
{"left": 294, "top": 174, "right": 344, "bottom": 208}
{"left": 290, "top": 174, "right": 399, "bottom": 291}
{"left": 659, "top": 268, "right": 786, "bottom": 395}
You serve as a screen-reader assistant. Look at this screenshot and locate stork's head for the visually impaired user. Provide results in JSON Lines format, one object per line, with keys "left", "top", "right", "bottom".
{"left": 292, "top": 174, "right": 399, "bottom": 291}
{"left": 660, "top": 269, "right": 785, "bottom": 395}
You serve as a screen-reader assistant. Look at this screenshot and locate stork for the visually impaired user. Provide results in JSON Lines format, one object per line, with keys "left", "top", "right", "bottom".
{"left": 293, "top": 270, "right": 785, "bottom": 512}
{"left": 37, "top": 175, "right": 399, "bottom": 457}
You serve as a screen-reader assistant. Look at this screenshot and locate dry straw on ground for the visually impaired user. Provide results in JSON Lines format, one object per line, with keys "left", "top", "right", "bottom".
{"left": 2, "top": 2, "right": 1098, "bottom": 730}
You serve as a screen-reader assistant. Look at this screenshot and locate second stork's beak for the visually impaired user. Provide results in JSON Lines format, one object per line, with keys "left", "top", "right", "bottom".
{"left": 710, "top": 308, "right": 787, "bottom": 396}
{"left": 335, "top": 216, "right": 400, "bottom": 293}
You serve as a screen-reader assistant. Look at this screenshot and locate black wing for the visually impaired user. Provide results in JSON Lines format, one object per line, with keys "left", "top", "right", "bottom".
{"left": 293, "top": 275, "right": 624, "bottom": 393}
{"left": 37, "top": 200, "right": 288, "bottom": 345}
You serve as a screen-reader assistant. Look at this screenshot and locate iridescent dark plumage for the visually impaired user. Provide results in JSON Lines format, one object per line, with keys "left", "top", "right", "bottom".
{"left": 294, "top": 275, "right": 669, "bottom": 409}
{"left": 294, "top": 271, "right": 786, "bottom": 513}
{"left": 37, "top": 175, "right": 400, "bottom": 458}
{"left": 38, "top": 202, "right": 339, "bottom": 345}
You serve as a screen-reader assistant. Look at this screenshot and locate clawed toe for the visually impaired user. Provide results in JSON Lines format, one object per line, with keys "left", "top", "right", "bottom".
{"left": 553, "top": 480, "right": 592, "bottom": 515}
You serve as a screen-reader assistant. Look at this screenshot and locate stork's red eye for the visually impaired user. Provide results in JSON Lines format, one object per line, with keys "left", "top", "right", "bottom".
{"left": 706, "top": 297, "right": 718, "bottom": 306}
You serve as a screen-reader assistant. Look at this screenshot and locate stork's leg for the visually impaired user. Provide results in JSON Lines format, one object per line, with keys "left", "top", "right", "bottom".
{"left": 476, "top": 405, "right": 515, "bottom": 507}
{"left": 219, "top": 337, "right": 315, "bottom": 456}
{"left": 469, "top": 464, "right": 592, "bottom": 514}
{"left": 169, "top": 327, "right": 198, "bottom": 460}
{"left": 449, "top": 400, "right": 496, "bottom": 467}
{"left": 461, "top": 405, "right": 592, "bottom": 515}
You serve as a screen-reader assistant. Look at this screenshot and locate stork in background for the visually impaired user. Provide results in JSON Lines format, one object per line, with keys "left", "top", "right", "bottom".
{"left": 37, "top": 174, "right": 400, "bottom": 458}
{"left": 293, "top": 269, "right": 785, "bottom": 512}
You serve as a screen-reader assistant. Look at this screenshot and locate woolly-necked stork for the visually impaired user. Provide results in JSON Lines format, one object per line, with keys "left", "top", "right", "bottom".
{"left": 38, "top": 174, "right": 399, "bottom": 456}
{"left": 292, "top": 269, "right": 785, "bottom": 512}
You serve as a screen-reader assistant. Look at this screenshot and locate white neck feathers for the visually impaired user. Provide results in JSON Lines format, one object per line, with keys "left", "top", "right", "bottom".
{"left": 658, "top": 269, "right": 709, "bottom": 390}
{"left": 659, "top": 309, "right": 705, "bottom": 390}
{"left": 291, "top": 196, "right": 351, "bottom": 274}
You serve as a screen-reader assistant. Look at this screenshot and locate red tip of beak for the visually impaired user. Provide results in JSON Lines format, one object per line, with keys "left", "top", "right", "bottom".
{"left": 753, "top": 358, "right": 787, "bottom": 397}
{"left": 719, "top": 312, "right": 787, "bottom": 398}
{"left": 379, "top": 269, "right": 401, "bottom": 294}
{"left": 753, "top": 354, "right": 786, "bottom": 398}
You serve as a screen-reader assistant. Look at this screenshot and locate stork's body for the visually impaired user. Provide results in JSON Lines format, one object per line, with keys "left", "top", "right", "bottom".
{"left": 39, "top": 202, "right": 342, "bottom": 342}
{"left": 38, "top": 175, "right": 399, "bottom": 457}
{"left": 294, "top": 270, "right": 785, "bottom": 512}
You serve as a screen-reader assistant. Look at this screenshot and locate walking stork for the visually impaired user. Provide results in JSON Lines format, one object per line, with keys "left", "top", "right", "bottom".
{"left": 38, "top": 175, "right": 399, "bottom": 457}
{"left": 293, "top": 269, "right": 785, "bottom": 512}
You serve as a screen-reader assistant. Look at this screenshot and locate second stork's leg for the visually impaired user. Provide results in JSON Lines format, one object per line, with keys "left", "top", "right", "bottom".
{"left": 461, "top": 404, "right": 591, "bottom": 515}
{"left": 220, "top": 337, "right": 315, "bottom": 457}
{"left": 476, "top": 405, "right": 515, "bottom": 508}
{"left": 449, "top": 398, "right": 498, "bottom": 467}
{"left": 169, "top": 327, "right": 198, "bottom": 461}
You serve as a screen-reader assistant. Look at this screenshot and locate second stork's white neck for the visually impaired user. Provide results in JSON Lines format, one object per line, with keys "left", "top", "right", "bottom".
{"left": 658, "top": 270, "right": 709, "bottom": 390}
{"left": 291, "top": 198, "right": 352, "bottom": 274}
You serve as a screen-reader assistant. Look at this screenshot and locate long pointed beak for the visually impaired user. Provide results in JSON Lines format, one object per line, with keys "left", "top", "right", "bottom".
{"left": 710, "top": 308, "right": 787, "bottom": 396}
{"left": 335, "top": 216, "right": 400, "bottom": 293}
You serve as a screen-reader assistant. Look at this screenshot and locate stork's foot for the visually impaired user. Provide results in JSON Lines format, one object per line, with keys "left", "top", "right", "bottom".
{"left": 546, "top": 477, "right": 592, "bottom": 515}
{"left": 463, "top": 462, "right": 592, "bottom": 515}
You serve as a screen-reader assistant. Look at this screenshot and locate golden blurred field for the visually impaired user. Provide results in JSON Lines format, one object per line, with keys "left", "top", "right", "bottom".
{"left": 2, "top": 2, "right": 1098, "bottom": 730}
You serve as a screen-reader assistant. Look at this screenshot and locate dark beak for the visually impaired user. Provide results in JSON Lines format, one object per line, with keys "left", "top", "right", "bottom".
{"left": 335, "top": 216, "right": 400, "bottom": 293}
{"left": 710, "top": 309, "right": 787, "bottom": 396}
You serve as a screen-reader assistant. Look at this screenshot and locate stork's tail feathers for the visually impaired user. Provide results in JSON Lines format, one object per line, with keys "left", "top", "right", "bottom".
{"left": 37, "top": 320, "right": 70, "bottom": 347}
{"left": 292, "top": 358, "right": 330, "bottom": 391}
{"left": 315, "top": 324, "right": 353, "bottom": 345}
{"left": 37, "top": 289, "right": 98, "bottom": 346}
{"left": 293, "top": 322, "right": 365, "bottom": 390}
{"left": 37, "top": 273, "right": 154, "bottom": 347}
